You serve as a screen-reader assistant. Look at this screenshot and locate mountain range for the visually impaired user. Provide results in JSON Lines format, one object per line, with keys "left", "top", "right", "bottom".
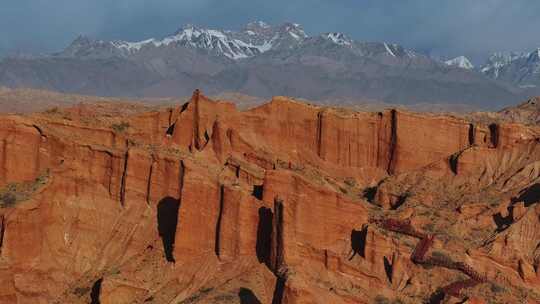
{"left": 1, "top": 21, "right": 539, "bottom": 109}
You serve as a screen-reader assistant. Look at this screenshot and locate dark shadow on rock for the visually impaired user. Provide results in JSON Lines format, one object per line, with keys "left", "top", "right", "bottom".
{"left": 180, "top": 102, "right": 189, "bottom": 113}
{"left": 512, "top": 183, "right": 540, "bottom": 207}
{"left": 349, "top": 226, "right": 368, "bottom": 260}
{"left": 166, "top": 123, "right": 176, "bottom": 136}
{"left": 252, "top": 185, "right": 264, "bottom": 200}
{"left": 256, "top": 207, "right": 273, "bottom": 266}
{"left": 468, "top": 123, "right": 475, "bottom": 146}
{"left": 239, "top": 288, "right": 262, "bottom": 304}
{"left": 493, "top": 205, "right": 514, "bottom": 232}
{"left": 489, "top": 123, "right": 499, "bottom": 148}
{"left": 363, "top": 186, "right": 377, "bottom": 203}
{"left": 383, "top": 256, "right": 393, "bottom": 283}
{"left": 428, "top": 289, "right": 445, "bottom": 304}
{"left": 157, "top": 196, "right": 181, "bottom": 263}
{"left": 449, "top": 153, "right": 460, "bottom": 175}
{"left": 90, "top": 278, "right": 103, "bottom": 304}
{"left": 271, "top": 277, "right": 286, "bottom": 304}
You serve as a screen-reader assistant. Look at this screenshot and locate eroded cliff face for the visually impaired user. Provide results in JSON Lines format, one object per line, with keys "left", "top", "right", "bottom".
{"left": 0, "top": 91, "right": 539, "bottom": 303}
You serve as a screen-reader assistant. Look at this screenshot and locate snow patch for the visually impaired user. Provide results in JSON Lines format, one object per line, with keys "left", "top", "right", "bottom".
{"left": 384, "top": 43, "right": 396, "bottom": 57}
{"left": 289, "top": 31, "right": 300, "bottom": 40}
{"left": 480, "top": 52, "right": 527, "bottom": 78}
{"left": 325, "top": 33, "right": 352, "bottom": 46}
{"left": 444, "top": 56, "right": 474, "bottom": 70}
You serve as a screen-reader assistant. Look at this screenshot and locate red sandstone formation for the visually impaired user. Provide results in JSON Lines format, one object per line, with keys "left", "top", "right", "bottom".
{"left": 0, "top": 91, "right": 539, "bottom": 303}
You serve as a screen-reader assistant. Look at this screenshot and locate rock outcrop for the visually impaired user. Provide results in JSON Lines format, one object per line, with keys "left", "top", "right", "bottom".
{"left": 0, "top": 91, "right": 539, "bottom": 303}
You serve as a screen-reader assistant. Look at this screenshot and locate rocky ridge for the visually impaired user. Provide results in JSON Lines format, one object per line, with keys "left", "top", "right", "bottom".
{"left": 0, "top": 22, "right": 525, "bottom": 107}
{"left": 0, "top": 91, "right": 539, "bottom": 303}
{"left": 480, "top": 49, "right": 540, "bottom": 89}
{"left": 57, "top": 22, "right": 413, "bottom": 62}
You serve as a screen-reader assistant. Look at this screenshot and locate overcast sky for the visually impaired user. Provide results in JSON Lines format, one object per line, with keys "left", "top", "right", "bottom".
{"left": 1, "top": 0, "right": 539, "bottom": 63}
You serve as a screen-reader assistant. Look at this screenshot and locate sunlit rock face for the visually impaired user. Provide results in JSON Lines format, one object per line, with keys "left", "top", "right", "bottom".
{"left": 0, "top": 91, "right": 539, "bottom": 303}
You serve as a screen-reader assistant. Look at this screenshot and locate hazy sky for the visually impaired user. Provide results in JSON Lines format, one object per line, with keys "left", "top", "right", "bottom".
{"left": 1, "top": 0, "right": 539, "bottom": 63}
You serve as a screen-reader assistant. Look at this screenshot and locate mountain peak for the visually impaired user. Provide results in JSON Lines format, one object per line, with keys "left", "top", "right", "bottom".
{"left": 323, "top": 32, "right": 352, "bottom": 46}
{"left": 278, "top": 22, "right": 306, "bottom": 35}
{"left": 480, "top": 49, "right": 540, "bottom": 80}
{"left": 445, "top": 56, "right": 474, "bottom": 70}
{"left": 168, "top": 26, "right": 262, "bottom": 59}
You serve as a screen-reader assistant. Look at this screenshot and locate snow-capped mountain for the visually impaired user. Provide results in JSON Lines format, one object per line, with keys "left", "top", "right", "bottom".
{"left": 231, "top": 21, "right": 306, "bottom": 51}
{"left": 1, "top": 21, "right": 528, "bottom": 108}
{"left": 480, "top": 49, "right": 540, "bottom": 87}
{"left": 162, "top": 24, "right": 267, "bottom": 59}
{"left": 480, "top": 52, "right": 525, "bottom": 78}
{"left": 444, "top": 56, "right": 474, "bottom": 69}
{"left": 59, "top": 22, "right": 423, "bottom": 61}
{"left": 60, "top": 22, "right": 308, "bottom": 60}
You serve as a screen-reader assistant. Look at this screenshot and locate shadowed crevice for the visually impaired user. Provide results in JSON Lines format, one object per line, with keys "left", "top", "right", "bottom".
{"left": 468, "top": 123, "right": 475, "bottom": 146}
{"left": 90, "top": 278, "right": 103, "bottom": 304}
{"left": 145, "top": 161, "right": 154, "bottom": 205}
{"left": 119, "top": 150, "right": 129, "bottom": 206}
{"left": 493, "top": 206, "right": 514, "bottom": 232}
{"left": 384, "top": 256, "right": 393, "bottom": 283}
{"left": 489, "top": 123, "right": 499, "bottom": 148}
{"left": 166, "top": 123, "right": 176, "bottom": 136}
{"left": 363, "top": 186, "right": 377, "bottom": 203}
{"left": 157, "top": 196, "right": 181, "bottom": 263}
{"left": 512, "top": 183, "right": 540, "bottom": 207}
{"left": 0, "top": 216, "right": 5, "bottom": 255}
{"left": 449, "top": 153, "right": 460, "bottom": 175}
{"left": 199, "top": 129, "right": 211, "bottom": 150}
{"left": 256, "top": 207, "right": 273, "bottom": 267}
{"left": 272, "top": 199, "right": 285, "bottom": 272}
{"left": 180, "top": 102, "right": 189, "bottom": 113}
{"left": 271, "top": 277, "right": 286, "bottom": 304}
{"left": 32, "top": 124, "right": 45, "bottom": 137}
{"left": 316, "top": 111, "right": 324, "bottom": 158}
{"left": 239, "top": 288, "right": 262, "bottom": 304}
{"left": 387, "top": 109, "right": 398, "bottom": 175}
{"left": 428, "top": 289, "right": 445, "bottom": 304}
{"left": 349, "top": 226, "right": 368, "bottom": 260}
{"left": 215, "top": 185, "right": 224, "bottom": 258}
{"left": 193, "top": 90, "right": 202, "bottom": 150}
{"left": 252, "top": 185, "right": 264, "bottom": 200}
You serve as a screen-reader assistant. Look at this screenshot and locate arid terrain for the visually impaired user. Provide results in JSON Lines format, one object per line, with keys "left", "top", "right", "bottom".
{"left": 1, "top": 90, "right": 540, "bottom": 304}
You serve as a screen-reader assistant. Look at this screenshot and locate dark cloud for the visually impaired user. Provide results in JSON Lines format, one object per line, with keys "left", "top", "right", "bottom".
{"left": 1, "top": 0, "right": 539, "bottom": 62}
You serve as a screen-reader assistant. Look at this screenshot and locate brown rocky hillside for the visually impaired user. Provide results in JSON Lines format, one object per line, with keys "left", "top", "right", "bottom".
{"left": 0, "top": 91, "right": 539, "bottom": 303}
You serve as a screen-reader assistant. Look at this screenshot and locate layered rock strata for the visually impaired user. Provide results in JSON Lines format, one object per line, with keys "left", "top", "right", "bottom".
{"left": 0, "top": 91, "right": 539, "bottom": 303}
